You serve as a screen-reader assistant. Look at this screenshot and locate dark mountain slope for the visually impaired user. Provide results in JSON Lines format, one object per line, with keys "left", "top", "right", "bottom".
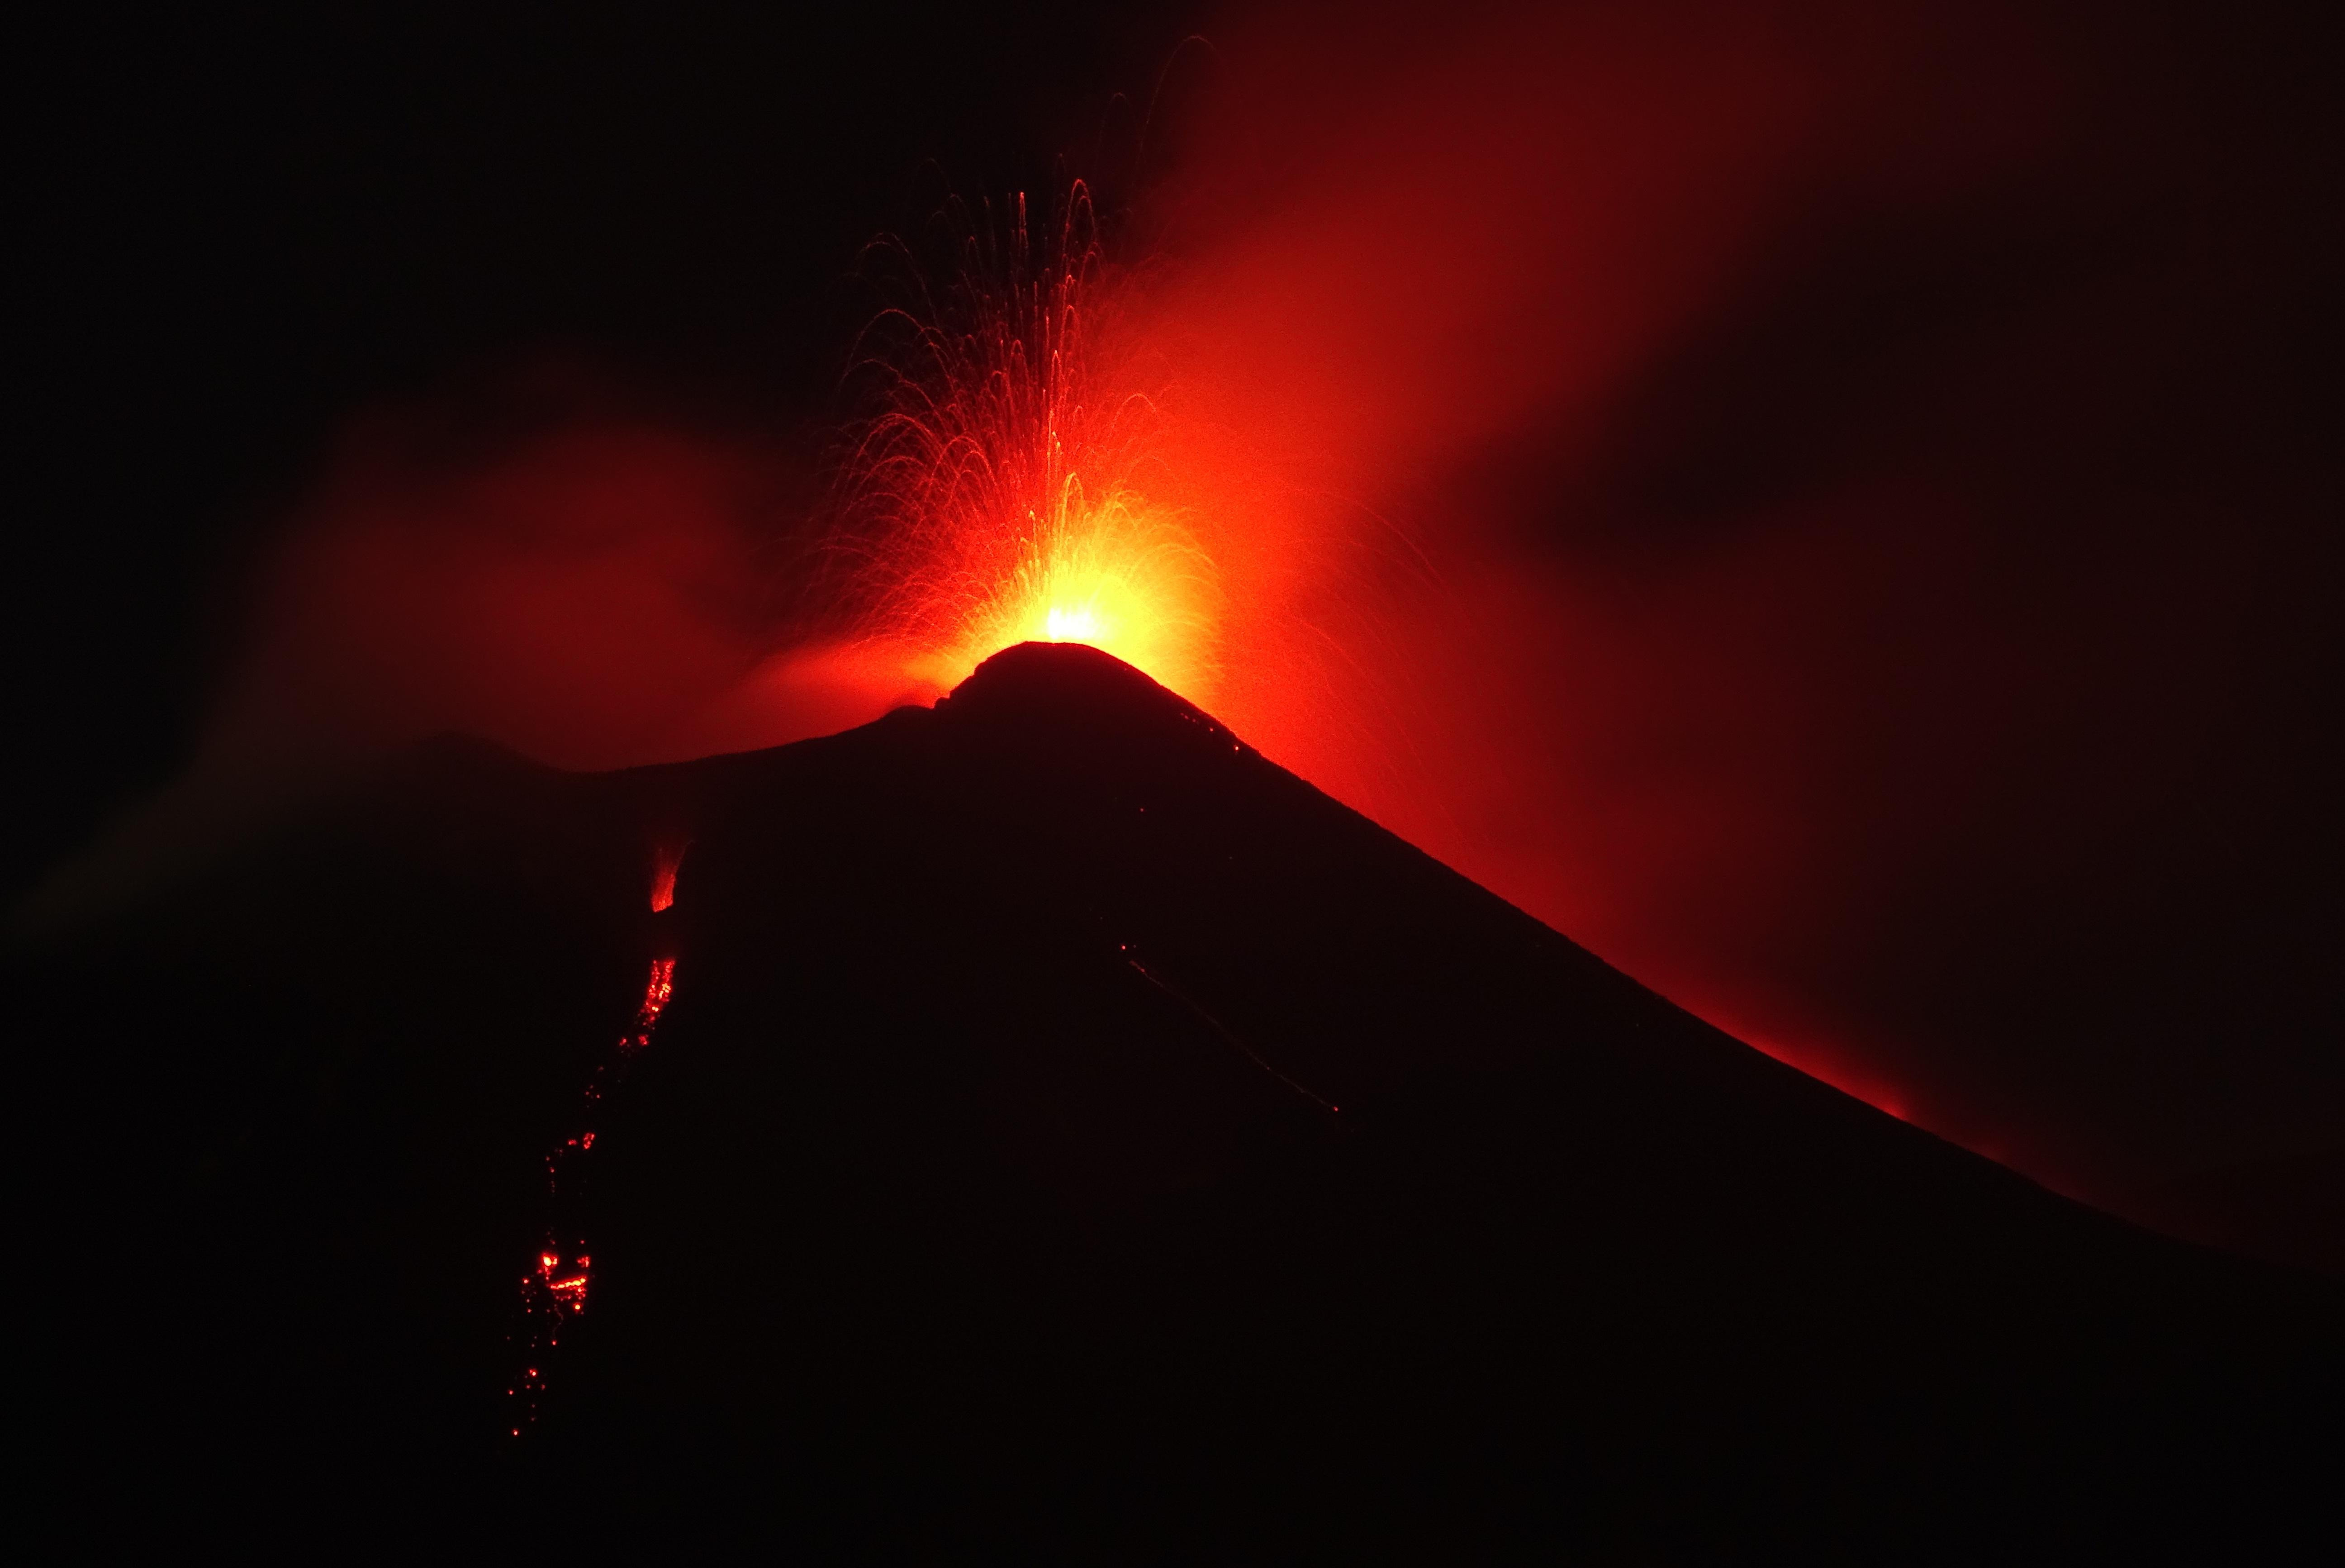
{"left": 20, "top": 642, "right": 2337, "bottom": 1559}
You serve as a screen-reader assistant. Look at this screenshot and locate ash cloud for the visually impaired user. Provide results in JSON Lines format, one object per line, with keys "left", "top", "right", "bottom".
{"left": 1138, "top": 0, "right": 2343, "bottom": 1203}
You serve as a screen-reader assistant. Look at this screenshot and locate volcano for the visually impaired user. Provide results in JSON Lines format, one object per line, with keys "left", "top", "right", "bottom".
{"left": 24, "top": 643, "right": 2337, "bottom": 1557}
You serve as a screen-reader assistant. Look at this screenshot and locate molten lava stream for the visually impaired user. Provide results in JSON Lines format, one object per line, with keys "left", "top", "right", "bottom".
{"left": 506, "top": 860, "right": 680, "bottom": 1436}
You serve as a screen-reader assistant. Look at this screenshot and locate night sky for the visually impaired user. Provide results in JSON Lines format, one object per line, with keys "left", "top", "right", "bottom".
{"left": 14, "top": 0, "right": 2341, "bottom": 1249}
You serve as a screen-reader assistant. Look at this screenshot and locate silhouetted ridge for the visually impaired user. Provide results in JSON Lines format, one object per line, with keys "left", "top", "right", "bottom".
{"left": 19, "top": 642, "right": 2340, "bottom": 1558}
{"left": 943, "top": 639, "right": 1251, "bottom": 751}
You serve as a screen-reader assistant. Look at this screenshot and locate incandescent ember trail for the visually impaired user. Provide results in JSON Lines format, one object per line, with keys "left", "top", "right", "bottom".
{"left": 828, "top": 185, "right": 1222, "bottom": 703}
{"left": 506, "top": 862, "right": 682, "bottom": 1436}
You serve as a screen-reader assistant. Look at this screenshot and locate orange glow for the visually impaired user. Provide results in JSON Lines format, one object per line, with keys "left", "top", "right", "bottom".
{"left": 901, "top": 482, "right": 1217, "bottom": 697}
{"left": 649, "top": 843, "right": 686, "bottom": 912}
{"left": 510, "top": 948, "right": 683, "bottom": 1435}
{"left": 832, "top": 186, "right": 1222, "bottom": 703}
{"left": 639, "top": 956, "right": 674, "bottom": 1026}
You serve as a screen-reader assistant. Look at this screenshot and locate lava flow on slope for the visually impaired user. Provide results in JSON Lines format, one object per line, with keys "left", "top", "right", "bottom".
{"left": 19, "top": 642, "right": 2340, "bottom": 1557}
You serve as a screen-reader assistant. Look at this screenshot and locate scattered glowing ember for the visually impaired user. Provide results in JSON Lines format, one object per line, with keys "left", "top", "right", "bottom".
{"left": 507, "top": 860, "right": 685, "bottom": 1436}
{"left": 627, "top": 957, "right": 674, "bottom": 1050}
{"left": 830, "top": 185, "right": 1222, "bottom": 701}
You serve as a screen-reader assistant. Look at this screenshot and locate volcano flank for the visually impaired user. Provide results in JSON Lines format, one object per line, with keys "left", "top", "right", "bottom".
{"left": 24, "top": 643, "right": 2337, "bottom": 1557}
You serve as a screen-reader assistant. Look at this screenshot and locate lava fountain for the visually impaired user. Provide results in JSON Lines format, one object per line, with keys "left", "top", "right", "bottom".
{"left": 826, "top": 185, "right": 1222, "bottom": 703}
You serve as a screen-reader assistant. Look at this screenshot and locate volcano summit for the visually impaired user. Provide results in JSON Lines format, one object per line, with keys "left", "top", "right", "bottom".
{"left": 24, "top": 643, "right": 2337, "bottom": 1557}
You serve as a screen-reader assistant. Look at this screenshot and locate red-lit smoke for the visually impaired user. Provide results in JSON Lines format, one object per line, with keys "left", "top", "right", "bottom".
{"left": 131, "top": 0, "right": 2339, "bottom": 1207}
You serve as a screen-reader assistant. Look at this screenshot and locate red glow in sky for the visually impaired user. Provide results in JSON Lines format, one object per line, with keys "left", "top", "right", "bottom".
{"left": 125, "top": 0, "right": 2339, "bottom": 1213}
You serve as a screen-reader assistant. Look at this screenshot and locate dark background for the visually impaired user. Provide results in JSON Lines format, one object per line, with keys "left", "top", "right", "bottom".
{"left": 10, "top": 0, "right": 2341, "bottom": 1262}
{"left": 9, "top": 0, "right": 1202, "bottom": 899}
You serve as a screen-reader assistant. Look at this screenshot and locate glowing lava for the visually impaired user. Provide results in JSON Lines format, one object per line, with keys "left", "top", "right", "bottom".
{"left": 507, "top": 867, "right": 683, "bottom": 1436}
{"left": 649, "top": 841, "right": 686, "bottom": 913}
{"left": 913, "top": 478, "right": 1216, "bottom": 694}
{"left": 832, "top": 185, "right": 1221, "bottom": 702}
